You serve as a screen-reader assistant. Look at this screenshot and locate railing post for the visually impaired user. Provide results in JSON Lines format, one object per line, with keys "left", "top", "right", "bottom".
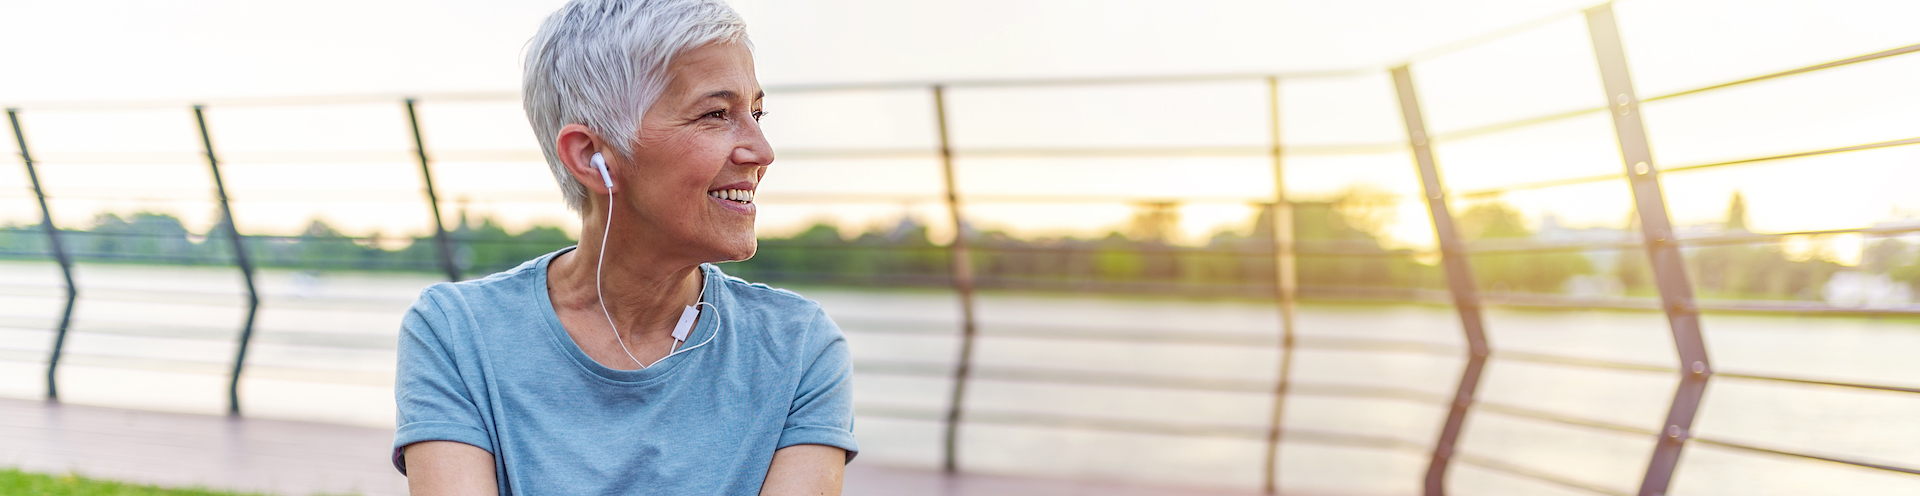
{"left": 1260, "top": 76, "right": 1300, "bottom": 495}
{"left": 404, "top": 98, "right": 461, "bottom": 282}
{"left": 192, "top": 105, "right": 262, "bottom": 416}
{"left": 1392, "top": 65, "right": 1492, "bottom": 496}
{"left": 8, "top": 108, "right": 79, "bottom": 401}
{"left": 1584, "top": 6, "right": 1712, "bottom": 495}
{"left": 932, "top": 84, "right": 981, "bottom": 473}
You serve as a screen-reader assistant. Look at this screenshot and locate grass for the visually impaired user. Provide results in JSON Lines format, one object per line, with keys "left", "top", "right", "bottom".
{"left": 0, "top": 468, "right": 274, "bottom": 496}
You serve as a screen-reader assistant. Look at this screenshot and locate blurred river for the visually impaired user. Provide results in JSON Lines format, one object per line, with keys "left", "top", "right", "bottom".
{"left": 2, "top": 260, "right": 1917, "bottom": 495}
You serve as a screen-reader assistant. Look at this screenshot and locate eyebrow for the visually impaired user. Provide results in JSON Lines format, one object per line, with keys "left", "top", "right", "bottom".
{"left": 698, "top": 90, "right": 766, "bottom": 102}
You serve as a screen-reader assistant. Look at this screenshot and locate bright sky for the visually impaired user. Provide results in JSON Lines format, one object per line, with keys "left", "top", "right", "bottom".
{"left": 3, "top": 0, "right": 1918, "bottom": 262}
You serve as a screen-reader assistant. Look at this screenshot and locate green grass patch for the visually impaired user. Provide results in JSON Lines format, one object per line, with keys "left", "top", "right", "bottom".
{"left": 0, "top": 468, "right": 279, "bottom": 496}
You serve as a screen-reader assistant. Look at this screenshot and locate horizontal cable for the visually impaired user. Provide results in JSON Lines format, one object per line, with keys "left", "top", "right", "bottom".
{"left": 1689, "top": 300, "right": 1920, "bottom": 316}
{"left": 14, "top": 229, "right": 581, "bottom": 249}
{"left": 1291, "top": 381, "right": 1450, "bottom": 405}
{"left": 756, "top": 241, "right": 1423, "bottom": 258}
{"left": 858, "top": 357, "right": 1456, "bottom": 408}
{"left": 857, "top": 403, "right": 1426, "bottom": 449}
{"left": 25, "top": 151, "right": 205, "bottom": 164}
{"left": 917, "top": 145, "right": 1267, "bottom": 159}
{"left": 0, "top": 315, "right": 398, "bottom": 350}
{"left": 1463, "top": 237, "right": 1642, "bottom": 255}
{"left": 1474, "top": 400, "right": 1659, "bottom": 437}
{"left": 1450, "top": 134, "right": 1920, "bottom": 198}
{"left": 6, "top": 70, "right": 1374, "bottom": 111}
{"left": 16, "top": 142, "right": 1403, "bottom": 167}
{"left": 1459, "top": 222, "right": 1920, "bottom": 256}
{"left": 964, "top": 409, "right": 1269, "bottom": 439}
{"left": 796, "top": 143, "right": 1398, "bottom": 160}
{"left": 838, "top": 316, "right": 1468, "bottom": 355}
{"left": 8, "top": 187, "right": 1372, "bottom": 206}
{"left": 1452, "top": 171, "right": 1619, "bottom": 199}
{"left": 36, "top": 231, "right": 233, "bottom": 240}
{"left": 1663, "top": 136, "right": 1920, "bottom": 175}
{"left": 1453, "top": 451, "right": 1633, "bottom": 496}
{"left": 1433, "top": 105, "right": 1610, "bottom": 144}
{"left": 911, "top": 194, "right": 1279, "bottom": 205}
{"left": 1680, "top": 223, "right": 1920, "bottom": 247}
{"left": 0, "top": 350, "right": 394, "bottom": 387}
{"left": 840, "top": 317, "right": 1275, "bottom": 347}
{"left": 0, "top": 282, "right": 416, "bottom": 311}
{"left": 1644, "top": 42, "right": 1920, "bottom": 103}
{"left": 1, "top": 250, "right": 439, "bottom": 272}
{"left": 1464, "top": 402, "right": 1920, "bottom": 484}
{"left": 852, "top": 403, "right": 1269, "bottom": 439}
{"left": 1297, "top": 336, "right": 1460, "bottom": 356}
{"left": 1713, "top": 371, "right": 1920, "bottom": 395}
{"left": 1433, "top": 41, "right": 1920, "bottom": 145}
{"left": 0, "top": 350, "right": 221, "bottom": 375}
{"left": 764, "top": 69, "right": 1373, "bottom": 93}
{"left": 1690, "top": 436, "right": 1920, "bottom": 476}
{"left": 1473, "top": 291, "right": 1920, "bottom": 317}
{"left": 9, "top": 192, "right": 221, "bottom": 203}
{"left": 855, "top": 359, "right": 1272, "bottom": 393}
{"left": 5, "top": 92, "right": 516, "bottom": 111}
{"left": 13, "top": 40, "right": 1916, "bottom": 133}
{"left": 1280, "top": 428, "right": 1431, "bottom": 454}
{"left": 1494, "top": 350, "right": 1675, "bottom": 374}
{"left": 11, "top": 251, "right": 235, "bottom": 265}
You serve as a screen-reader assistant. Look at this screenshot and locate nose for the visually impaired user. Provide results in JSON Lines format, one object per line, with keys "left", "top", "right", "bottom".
{"left": 733, "top": 116, "right": 774, "bottom": 168}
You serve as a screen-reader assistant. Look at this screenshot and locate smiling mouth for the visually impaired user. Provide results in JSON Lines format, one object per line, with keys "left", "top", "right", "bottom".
{"left": 708, "top": 188, "right": 754, "bottom": 204}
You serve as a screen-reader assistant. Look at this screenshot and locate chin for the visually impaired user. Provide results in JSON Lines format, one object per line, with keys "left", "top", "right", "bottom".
{"left": 714, "top": 235, "right": 757, "bottom": 262}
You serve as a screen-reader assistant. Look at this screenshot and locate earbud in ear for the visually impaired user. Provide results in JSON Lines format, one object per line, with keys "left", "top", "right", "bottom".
{"left": 591, "top": 153, "right": 613, "bottom": 190}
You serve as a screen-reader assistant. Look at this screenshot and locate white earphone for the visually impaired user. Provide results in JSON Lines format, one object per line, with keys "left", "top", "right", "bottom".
{"left": 590, "top": 152, "right": 717, "bottom": 370}
{"left": 592, "top": 152, "right": 613, "bottom": 190}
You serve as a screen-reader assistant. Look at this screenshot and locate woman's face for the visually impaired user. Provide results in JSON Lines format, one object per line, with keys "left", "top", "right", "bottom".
{"left": 620, "top": 41, "right": 770, "bottom": 263}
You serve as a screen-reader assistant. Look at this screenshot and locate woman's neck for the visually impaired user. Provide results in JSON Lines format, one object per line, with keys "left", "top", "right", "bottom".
{"left": 549, "top": 217, "right": 705, "bottom": 346}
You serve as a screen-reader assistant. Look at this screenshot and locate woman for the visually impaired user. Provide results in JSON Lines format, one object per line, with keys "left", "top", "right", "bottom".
{"left": 391, "top": 0, "right": 856, "bottom": 494}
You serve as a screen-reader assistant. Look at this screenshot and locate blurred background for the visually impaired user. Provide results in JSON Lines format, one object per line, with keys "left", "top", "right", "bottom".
{"left": 4, "top": 0, "right": 1920, "bottom": 494}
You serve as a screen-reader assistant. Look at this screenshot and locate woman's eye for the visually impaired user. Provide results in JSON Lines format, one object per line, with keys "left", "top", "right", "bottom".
{"left": 704, "top": 110, "right": 728, "bottom": 120}
{"left": 751, "top": 110, "right": 765, "bottom": 121}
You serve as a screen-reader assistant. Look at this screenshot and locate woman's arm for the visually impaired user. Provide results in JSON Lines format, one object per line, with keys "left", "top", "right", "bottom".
{"left": 404, "top": 441, "right": 499, "bottom": 495}
{"left": 759, "top": 444, "right": 846, "bottom": 496}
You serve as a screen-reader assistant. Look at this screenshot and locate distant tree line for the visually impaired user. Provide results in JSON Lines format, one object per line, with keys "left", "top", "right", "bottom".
{"left": 0, "top": 212, "right": 572, "bottom": 276}
{"left": 726, "top": 197, "right": 1447, "bottom": 298}
{"left": 2, "top": 191, "right": 1909, "bottom": 301}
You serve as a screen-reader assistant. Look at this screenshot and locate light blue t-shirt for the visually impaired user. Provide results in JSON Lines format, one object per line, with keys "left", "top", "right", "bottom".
{"left": 392, "top": 247, "right": 857, "bottom": 495}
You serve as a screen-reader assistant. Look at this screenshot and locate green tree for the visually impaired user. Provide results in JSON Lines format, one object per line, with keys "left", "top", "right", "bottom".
{"left": 1456, "top": 202, "right": 1593, "bottom": 293}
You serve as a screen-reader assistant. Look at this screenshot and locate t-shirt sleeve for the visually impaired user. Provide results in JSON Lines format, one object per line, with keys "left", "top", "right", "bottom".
{"left": 776, "top": 308, "right": 859, "bottom": 462}
{"left": 391, "top": 287, "right": 495, "bottom": 475}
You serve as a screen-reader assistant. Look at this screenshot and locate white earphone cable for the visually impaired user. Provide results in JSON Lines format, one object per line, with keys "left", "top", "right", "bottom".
{"left": 597, "top": 190, "right": 650, "bottom": 369}
{"left": 596, "top": 170, "right": 716, "bottom": 370}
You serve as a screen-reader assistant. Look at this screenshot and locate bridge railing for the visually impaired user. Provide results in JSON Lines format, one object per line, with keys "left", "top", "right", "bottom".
{"left": 4, "top": 1, "right": 1919, "bottom": 494}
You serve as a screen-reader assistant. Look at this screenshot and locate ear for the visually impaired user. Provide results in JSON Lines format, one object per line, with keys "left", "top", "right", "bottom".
{"left": 556, "top": 123, "right": 615, "bottom": 195}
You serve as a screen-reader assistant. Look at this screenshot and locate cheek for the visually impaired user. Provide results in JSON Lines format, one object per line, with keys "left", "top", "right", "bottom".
{"left": 648, "top": 143, "right": 726, "bottom": 191}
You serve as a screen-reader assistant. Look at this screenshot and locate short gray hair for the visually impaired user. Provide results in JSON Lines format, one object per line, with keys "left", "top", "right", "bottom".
{"left": 523, "top": 0, "right": 751, "bottom": 213}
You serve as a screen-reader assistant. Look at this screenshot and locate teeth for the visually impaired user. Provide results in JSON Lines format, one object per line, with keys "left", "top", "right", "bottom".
{"left": 708, "top": 189, "right": 754, "bottom": 203}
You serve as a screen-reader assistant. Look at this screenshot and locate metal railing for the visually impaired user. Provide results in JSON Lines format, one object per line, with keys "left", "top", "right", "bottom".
{"left": 6, "top": 1, "right": 1920, "bottom": 494}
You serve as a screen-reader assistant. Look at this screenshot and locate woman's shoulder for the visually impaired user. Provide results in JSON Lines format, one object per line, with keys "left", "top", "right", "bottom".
{"left": 706, "top": 265, "right": 820, "bottom": 310}
{"left": 406, "top": 252, "right": 558, "bottom": 327}
{"left": 704, "top": 265, "right": 838, "bottom": 341}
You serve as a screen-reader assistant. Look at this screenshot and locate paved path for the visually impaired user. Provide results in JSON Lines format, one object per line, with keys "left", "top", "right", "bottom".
{"left": 0, "top": 397, "right": 1260, "bottom": 496}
